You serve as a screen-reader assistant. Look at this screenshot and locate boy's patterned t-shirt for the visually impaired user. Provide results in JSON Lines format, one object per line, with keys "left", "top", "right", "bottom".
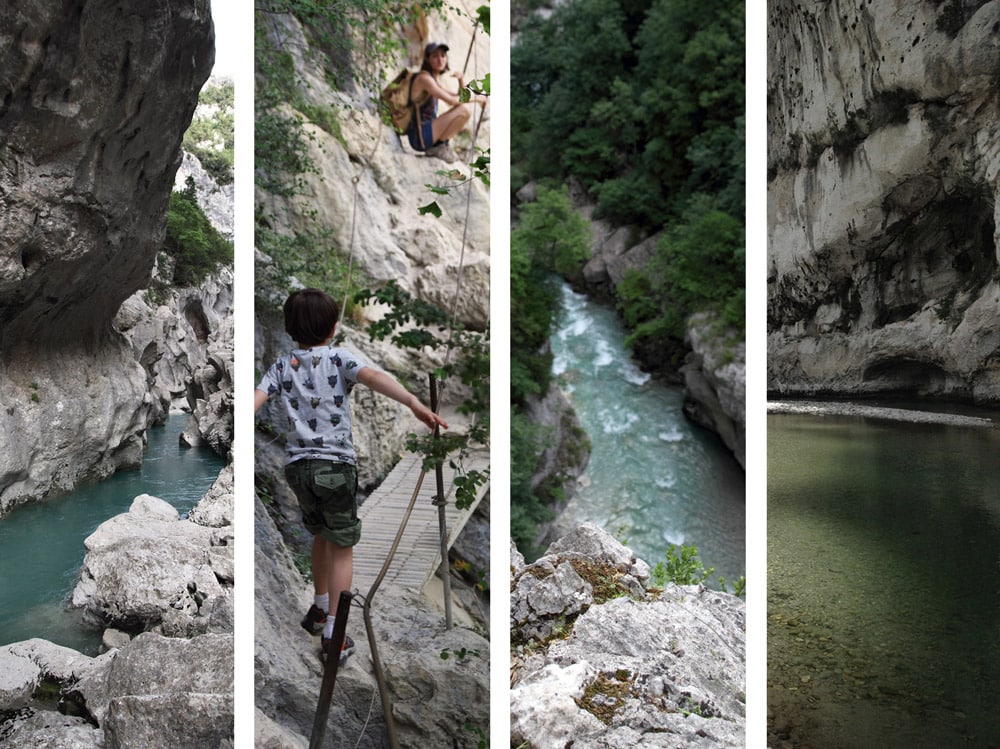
{"left": 257, "top": 345, "right": 368, "bottom": 465}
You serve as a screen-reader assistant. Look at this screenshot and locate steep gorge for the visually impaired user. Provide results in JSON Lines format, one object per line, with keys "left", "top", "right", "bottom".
{"left": 0, "top": 1, "right": 216, "bottom": 512}
{"left": 768, "top": 0, "right": 1000, "bottom": 402}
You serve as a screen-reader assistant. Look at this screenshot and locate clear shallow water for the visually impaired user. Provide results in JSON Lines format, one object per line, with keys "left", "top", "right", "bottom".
{"left": 550, "top": 283, "right": 746, "bottom": 584}
{"left": 768, "top": 412, "right": 1000, "bottom": 748}
{"left": 0, "top": 415, "right": 225, "bottom": 654}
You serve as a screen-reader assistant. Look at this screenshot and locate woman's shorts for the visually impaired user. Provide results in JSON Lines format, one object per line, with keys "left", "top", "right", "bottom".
{"left": 407, "top": 119, "right": 436, "bottom": 151}
{"left": 284, "top": 459, "right": 361, "bottom": 547}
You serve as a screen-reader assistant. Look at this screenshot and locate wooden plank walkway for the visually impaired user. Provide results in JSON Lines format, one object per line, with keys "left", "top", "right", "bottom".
{"left": 353, "top": 449, "right": 489, "bottom": 594}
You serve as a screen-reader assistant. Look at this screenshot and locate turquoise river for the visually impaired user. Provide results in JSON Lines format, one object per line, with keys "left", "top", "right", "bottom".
{"left": 549, "top": 282, "right": 746, "bottom": 585}
{"left": 0, "top": 414, "right": 225, "bottom": 655}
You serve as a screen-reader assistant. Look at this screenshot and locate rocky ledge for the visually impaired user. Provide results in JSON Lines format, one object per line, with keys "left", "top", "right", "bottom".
{"left": 0, "top": 465, "right": 234, "bottom": 748}
{"left": 768, "top": 399, "right": 997, "bottom": 428}
{"left": 510, "top": 524, "right": 746, "bottom": 748}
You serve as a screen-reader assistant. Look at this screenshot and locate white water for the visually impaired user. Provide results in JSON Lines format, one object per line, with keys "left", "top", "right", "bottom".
{"left": 550, "top": 282, "right": 746, "bottom": 584}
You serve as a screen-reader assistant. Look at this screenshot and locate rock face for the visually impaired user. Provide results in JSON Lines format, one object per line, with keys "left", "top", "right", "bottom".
{"left": 0, "top": 0, "right": 215, "bottom": 512}
{"left": 768, "top": 0, "right": 1000, "bottom": 403}
{"left": 681, "top": 313, "right": 746, "bottom": 469}
{"left": 511, "top": 524, "right": 746, "bottom": 748}
{"left": 256, "top": 10, "right": 490, "bottom": 331}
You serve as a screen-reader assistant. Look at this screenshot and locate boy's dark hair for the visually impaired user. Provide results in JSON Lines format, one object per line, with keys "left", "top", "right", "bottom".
{"left": 284, "top": 288, "right": 340, "bottom": 346}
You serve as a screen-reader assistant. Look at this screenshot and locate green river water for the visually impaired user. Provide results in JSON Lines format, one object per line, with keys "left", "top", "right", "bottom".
{"left": 0, "top": 414, "right": 225, "bottom": 655}
{"left": 768, "top": 410, "right": 1000, "bottom": 748}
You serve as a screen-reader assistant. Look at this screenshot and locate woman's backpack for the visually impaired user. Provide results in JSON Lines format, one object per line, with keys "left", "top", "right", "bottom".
{"left": 380, "top": 70, "right": 418, "bottom": 133}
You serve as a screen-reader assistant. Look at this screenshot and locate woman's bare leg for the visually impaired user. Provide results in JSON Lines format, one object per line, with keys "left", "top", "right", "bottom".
{"left": 431, "top": 102, "right": 475, "bottom": 144}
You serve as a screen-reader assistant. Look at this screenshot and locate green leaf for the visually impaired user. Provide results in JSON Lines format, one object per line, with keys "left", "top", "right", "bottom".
{"left": 418, "top": 201, "right": 442, "bottom": 218}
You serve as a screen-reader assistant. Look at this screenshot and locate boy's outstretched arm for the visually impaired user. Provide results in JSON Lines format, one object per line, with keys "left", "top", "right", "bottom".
{"left": 357, "top": 367, "right": 449, "bottom": 431}
{"left": 254, "top": 389, "right": 268, "bottom": 414}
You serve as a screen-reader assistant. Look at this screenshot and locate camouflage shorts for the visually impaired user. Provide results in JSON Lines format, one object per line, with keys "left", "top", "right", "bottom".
{"left": 284, "top": 460, "right": 361, "bottom": 547}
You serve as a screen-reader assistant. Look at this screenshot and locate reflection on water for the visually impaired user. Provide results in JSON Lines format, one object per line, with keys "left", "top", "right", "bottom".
{"left": 0, "top": 415, "right": 224, "bottom": 654}
{"left": 550, "top": 282, "right": 745, "bottom": 583}
{"left": 768, "top": 412, "right": 1000, "bottom": 747}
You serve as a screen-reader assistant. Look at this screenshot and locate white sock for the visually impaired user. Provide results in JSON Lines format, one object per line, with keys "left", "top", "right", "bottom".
{"left": 314, "top": 593, "right": 329, "bottom": 614}
{"left": 323, "top": 617, "right": 335, "bottom": 639}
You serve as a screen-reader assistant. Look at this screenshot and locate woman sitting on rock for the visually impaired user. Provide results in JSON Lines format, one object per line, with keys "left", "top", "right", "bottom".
{"left": 408, "top": 41, "right": 487, "bottom": 163}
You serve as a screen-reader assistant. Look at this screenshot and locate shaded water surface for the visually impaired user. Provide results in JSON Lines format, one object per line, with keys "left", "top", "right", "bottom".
{"left": 768, "top": 412, "right": 1000, "bottom": 747}
{"left": 0, "top": 415, "right": 225, "bottom": 654}
{"left": 549, "top": 283, "right": 745, "bottom": 583}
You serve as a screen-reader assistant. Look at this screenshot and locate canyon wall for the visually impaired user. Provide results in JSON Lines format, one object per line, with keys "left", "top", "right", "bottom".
{"left": 0, "top": 1, "right": 215, "bottom": 512}
{"left": 768, "top": 0, "right": 1000, "bottom": 402}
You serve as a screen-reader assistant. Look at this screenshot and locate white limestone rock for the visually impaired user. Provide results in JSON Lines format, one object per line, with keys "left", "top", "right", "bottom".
{"left": 71, "top": 493, "right": 232, "bottom": 637}
{"left": 511, "top": 525, "right": 745, "bottom": 749}
{"left": 768, "top": 0, "right": 1000, "bottom": 402}
{"left": 0, "top": 651, "right": 41, "bottom": 710}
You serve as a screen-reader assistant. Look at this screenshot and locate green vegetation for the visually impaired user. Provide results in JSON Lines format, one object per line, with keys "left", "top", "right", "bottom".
{"left": 182, "top": 79, "right": 234, "bottom": 185}
{"left": 652, "top": 543, "right": 745, "bottom": 596}
{"left": 164, "top": 177, "right": 233, "bottom": 286}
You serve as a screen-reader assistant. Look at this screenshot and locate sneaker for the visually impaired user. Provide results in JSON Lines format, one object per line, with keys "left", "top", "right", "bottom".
{"left": 425, "top": 142, "right": 458, "bottom": 163}
{"left": 300, "top": 604, "right": 327, "bottom": 635}
{"left": 321, "top": 633, "right": 356, "bottom": 663}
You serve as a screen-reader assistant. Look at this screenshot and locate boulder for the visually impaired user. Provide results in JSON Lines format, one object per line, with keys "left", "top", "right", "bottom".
{"left": 0, "top": 711, "right": 103, "bottom": 749}
{"left": 72, "top": 494, "right": 232, "bottom": 637}
{"left": 0, "top": 651, "right": 41, "bottom": 710}
{"left": 511, "top": 525, "right": 745, "bottom": 749}
{"left": 71, "top": 631, "right": 233, "bottom": 746}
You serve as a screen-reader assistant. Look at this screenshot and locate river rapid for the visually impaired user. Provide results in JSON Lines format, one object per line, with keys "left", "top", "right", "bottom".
{"left": 549, "top": 282, "right": 746, "bottom": 585}
{"left": 0, "top": 414, "right": 225, "bottom": 655}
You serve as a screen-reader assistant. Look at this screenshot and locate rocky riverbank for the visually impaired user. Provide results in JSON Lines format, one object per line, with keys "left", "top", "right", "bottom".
{"left": 511, "top": 524, "right": 746, "bottom": 748}
{"left": 768, "top": 399, "right": 998, "bottom": 428}
{"left": 0, "top": 466, "right": 235, "bottom": 748}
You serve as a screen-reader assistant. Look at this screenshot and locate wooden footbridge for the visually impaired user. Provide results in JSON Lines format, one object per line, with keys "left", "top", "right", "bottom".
{"left": 352, "top": 448, "right": 489, "bottom": 593}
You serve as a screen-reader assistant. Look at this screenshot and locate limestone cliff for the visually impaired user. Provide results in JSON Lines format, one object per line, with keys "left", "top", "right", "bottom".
{"left": 254, "top": 7, "right": 491, "bottom": 745}
{"left": 256, "top": 10, "right": 490, "bottom": 331}
{"left": 0, "top": 0, "right": 215, "bottom": 512}
{"left": 510, "top": 524, "right": 746, "bottom": 748}
{"left": 768, "top": 0, "right": 1000, "bottom": 402}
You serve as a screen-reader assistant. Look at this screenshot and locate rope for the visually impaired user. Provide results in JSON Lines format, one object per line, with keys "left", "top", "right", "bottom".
{"left": 339, "top": 128, "right": 383, "bottom": 319}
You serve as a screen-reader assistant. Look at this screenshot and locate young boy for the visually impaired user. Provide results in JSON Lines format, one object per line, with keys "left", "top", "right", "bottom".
{"left": 254, "top": 288, "right": 447, "bottom": 659}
